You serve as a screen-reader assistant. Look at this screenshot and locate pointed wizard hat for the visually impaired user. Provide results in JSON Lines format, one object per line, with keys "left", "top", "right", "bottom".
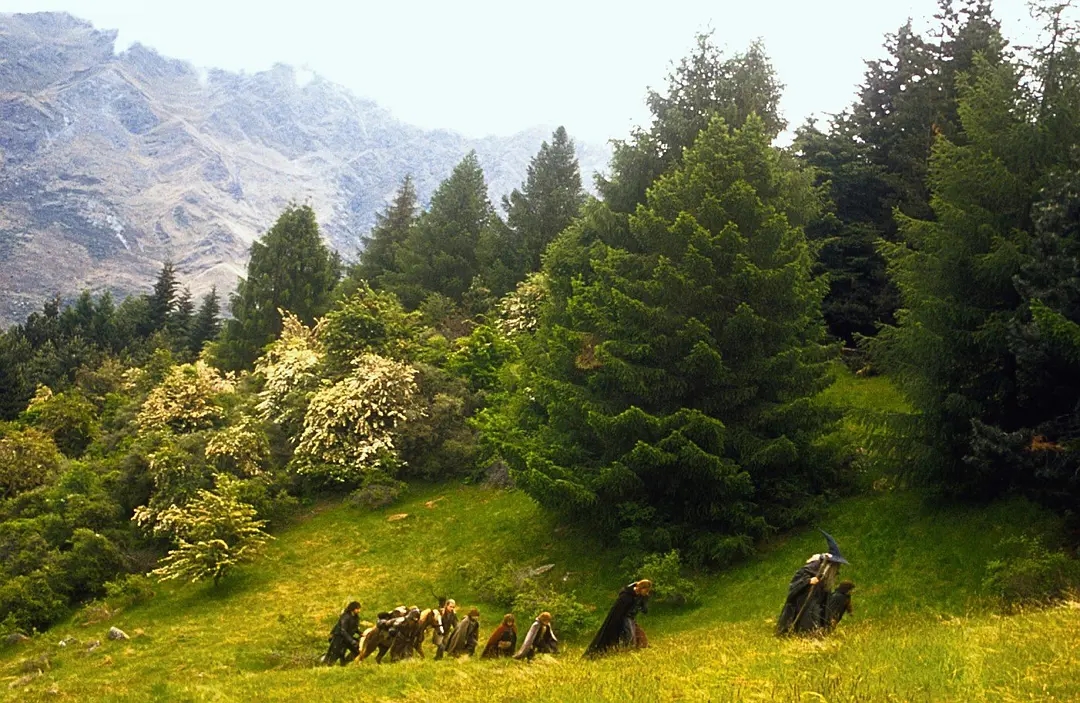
{"left": 819, "top": 529, "right": 850, "bottom": 565}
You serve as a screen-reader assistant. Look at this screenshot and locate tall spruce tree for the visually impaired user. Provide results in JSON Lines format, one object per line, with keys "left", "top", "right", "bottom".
{"left": 869, "top": 54, "right": 1041, "bottom": 495}
{"left": 189, "top": 287, "right": 221, "bottom": 354}
{"left": 485, "top": 115, "right": 837, "bottom": 565}
{"left": 598, "top": 34, "right": 784, "bottom": 213}
{"left": 147, "top": 261, "right": 178, "bottom": 333}
{"left": 486, "top": 127, "right": 586, "bottom": 295}
{"left": 351, "top": 175, "right": 418, "bottom": 290}
{"left": 217, "top": 205, "right": 340, "bottom": 370}
{"left": 383, "top": 153, "right": 497, "bottom": 309}
{"left": 169, "top": 287, "right": 195, "bottom": 347}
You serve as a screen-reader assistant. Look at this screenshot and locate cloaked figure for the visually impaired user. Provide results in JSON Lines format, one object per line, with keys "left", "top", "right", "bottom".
{"left": 445, "top": 607, "right": 480, "bottom": 657}
{"left": 481, "top": 613, "right": 518, "bottom": 658}
{"left": 432, "top": 598, "right": 457, "bottom": 660}
{"left": 584, "top": 579, "right": 652, "bottom": 658}
{"left": 513, "top": 612, "right": 558, "bottom": 660}
{"left": 324, "top": 601, "right": 362, "bottom": 665}
{"left": 826, "top": 581, "right": 855, "bottom": 630}
{"left": 776, "top": 530, "right": 850, "bottom": 635}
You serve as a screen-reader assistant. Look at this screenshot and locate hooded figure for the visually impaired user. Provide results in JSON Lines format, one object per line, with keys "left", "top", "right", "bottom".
{"left": 513, "top": 612, "right": 558, "bottom": 660}
{"left": 325, "top": 601, "right": 362, "bottom": 665}
{"left": 482, "top": 614, "right": 518, "bottom": 658}
{"left": 584, "top": 580, "right": 652, "bottom": 658}
{"left": 826, "top": 581, "right": 855, "bottom": 629}
{"left": 776, "top": 530, "right": 850, "bottom": 635}
{"left": 445, "top": 607, "right": 480, "bottom": 657}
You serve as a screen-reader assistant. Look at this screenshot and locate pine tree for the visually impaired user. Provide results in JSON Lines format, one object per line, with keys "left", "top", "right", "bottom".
{"left": 488, "top": 127, "right": 586, "bottom": 295}
{"left": 189, "top": 287, "right": 222, "bottom": 354}
{"left": 147, "top": 261, "right": 179, "bottom": 333}
{"left": 350, "top": 176, "right": 418, "bottom": 291}
{"left": 216, "top": 205, "right": 340, "bottom": 370}
{"left": 383, "top": 153, "right": 497, "bottom": 309}
{"left": 598, "top": 34, "right": 785, "bottom": 213}
{"left": 169, "top": 287, "right": 195, "bottom": 348}
{"left": 869, "top": 55, "right": 1040, "bottom": 495}
{"left": 486, "top": 115, "right": 837, "bottom": 565}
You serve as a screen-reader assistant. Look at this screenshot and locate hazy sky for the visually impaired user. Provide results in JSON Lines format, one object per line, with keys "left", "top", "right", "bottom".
{"left": 4, "top": 0, "right": 1045, "bottom": 144}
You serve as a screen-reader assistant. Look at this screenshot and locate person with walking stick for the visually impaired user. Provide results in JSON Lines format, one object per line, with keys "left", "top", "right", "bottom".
{"left": 776, "top": 530, "right": 850, "bottom": 635}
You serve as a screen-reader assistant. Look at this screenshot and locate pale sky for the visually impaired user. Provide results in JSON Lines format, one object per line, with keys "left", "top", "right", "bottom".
{"left": 3, "top": 0, "right": 1046, "bottom": 144}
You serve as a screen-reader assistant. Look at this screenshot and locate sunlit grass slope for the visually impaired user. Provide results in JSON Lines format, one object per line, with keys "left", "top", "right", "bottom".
{"left": 1, "top": 482, "right": 1077, "bottom": 702}
{"left": 2, "top": 367, "right": 1077, "bottom": 701}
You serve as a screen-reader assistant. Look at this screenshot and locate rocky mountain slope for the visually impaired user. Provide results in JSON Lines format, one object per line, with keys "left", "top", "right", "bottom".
{"left": 0, "top": 12, "right": 609, "bottom": 324}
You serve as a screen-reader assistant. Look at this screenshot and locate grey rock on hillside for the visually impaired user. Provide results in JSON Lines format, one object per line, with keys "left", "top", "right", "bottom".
{"left": 0, "top": 12, "right": 609, "bottom": 324}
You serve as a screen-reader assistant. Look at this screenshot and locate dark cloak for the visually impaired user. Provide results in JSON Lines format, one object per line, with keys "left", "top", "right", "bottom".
{"left": 481, "top": 623, "right": 517, "bottom": 658}
{"left": 826, "top": 590, "right": 853, "bottom": 629}
{"left": 776, "top": 555, "right": 833, "bottom": 635}
{"left": 583, "top": 583, "right": 648, "bottom": 658}
{"left": 325, "top": 609, "right": 361, "bottom": 665}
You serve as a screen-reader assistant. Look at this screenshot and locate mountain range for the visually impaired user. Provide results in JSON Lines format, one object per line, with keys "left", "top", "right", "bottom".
{"left": 0, "top": 12, "right": 610, "bottom": 324}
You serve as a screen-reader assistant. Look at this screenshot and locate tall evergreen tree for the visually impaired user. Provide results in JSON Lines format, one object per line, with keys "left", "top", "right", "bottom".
{"left": 383, "top": 153, "right": 497, "bottom": 309}
{"left": 169, "top": 287, "right": 195, "bottom": 347}
{"left": 598, "top": 34, "right": 784, "bottom": 213}
{"left": 351, "top": 175, "right": 418, "bottom": 290}
{"left": 189, "top": 287, "right": 222, "bottom": 354}
{"left": 147, "top": 261, "right": 179, "bottom": 333}
{"left": 485, "top": 116, "right": 838, "bottom": 565}
{"left": 483, "top": 127, "right": 586, "bottom": 296}
{"left": 217, "top": 205, "right": 340, "bottom": 370}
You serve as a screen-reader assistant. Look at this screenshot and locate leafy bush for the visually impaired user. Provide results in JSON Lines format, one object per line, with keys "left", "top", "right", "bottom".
{"left": 984, "top": 536, "right": 1080, "bottom": 606}
{"left": 512, "top": 583, "right": 591, "bottom": 637}
{"left": 58, "top": 528, "right": 125, "bottom": 599}
{"left": 137, "top": 361, "right": 234, "bottom": 433}
{"left": 26, "top": 389, "right": 98, "bottom": 457}
{"left": 633, "top": 550, "right": 700, "bottom": 606}
{"left": 0, "top": 572, "right": 68, "bottom": 632}
{"left": 294, "top": 353, "right": 422, "bottom": 481}
{"left": 103, "top": 573, "right": 156, "bottom": 609}
{"left": 0, "top": 428, "right": 63, "bottom": 500}
{"left": 206, "top": 419, "right": 270, "bottom": 477}
{"left": 348, "top": 473, "right": 406, "bottom": 510}
{"left": 254, "top": 312, "right": 323, "bottom": 432}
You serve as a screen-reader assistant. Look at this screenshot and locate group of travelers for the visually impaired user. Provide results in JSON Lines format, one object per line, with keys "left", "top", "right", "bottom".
{"left": 325, "top": 531, "right": 854, "bottom": 666}
{"left": 324, "top": 599, "right": 561, "bottom": 666}
{"left": 324, "top": 579, "right": 655, "bottom": 666}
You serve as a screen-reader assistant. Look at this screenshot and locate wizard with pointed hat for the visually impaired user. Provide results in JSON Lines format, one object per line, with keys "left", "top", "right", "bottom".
{"left": 776, "top": 530, "right": 850, "bottom": 635}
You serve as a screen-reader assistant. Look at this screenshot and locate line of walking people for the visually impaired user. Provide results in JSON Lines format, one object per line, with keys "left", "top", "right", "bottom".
{"left": 324, "top": 598, "right": 558, "bottom": 665}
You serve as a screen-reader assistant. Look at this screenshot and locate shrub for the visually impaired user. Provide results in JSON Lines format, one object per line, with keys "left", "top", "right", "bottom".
{"left": 137, "top": 361, "right": 234, "bottom": 433}
{"left": 103, "top": 574, "right": 156, "bottom": 609}
{"left": 58, "top": 528, "right": 125, "bottom": 599}
{"left": 984, "top": 536, "right": 1080, "bottom": 606}
{"left": 633, "top": 550, "right": 700, "bottom": 607}
{"left": 0, "top": 572, "right": 68, "bottom": 632}
{"left": 512, "top": 583, "right": 591, "bottom": 638}
{"left": 0, "top": 428, "right": 63, "bottom": 500}
{"left": 347, "top": 473, "right": 406, "bottom": 510}
{"left": 462, "top": 558, "right": 591, "bottom": 636}
{"left": 27, "top": 390, "right": 98, "bottom": 458}
{"left": 206, "top": 419, "right": 270, "bottom": 477}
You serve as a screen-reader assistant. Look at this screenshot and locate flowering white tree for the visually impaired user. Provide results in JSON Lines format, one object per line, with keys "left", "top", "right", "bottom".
{"left": 206, "top": 418, "right": 269, "bottom": 477}
{"left": 254, "top": 311, "right": 323, "bottom": 429}
{"left": 137, "top": 361, "right": 234, "bottom": 432}
{"left": 137, "top": 474, "right": 271, "bottom": 587}
{"left": 294, "top": 353, "right": 422, "bottom": 481}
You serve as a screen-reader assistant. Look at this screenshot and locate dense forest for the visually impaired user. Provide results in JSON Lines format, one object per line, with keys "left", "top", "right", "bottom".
{"left": 2, "top": 0, "right": 1079, "bottom": 634}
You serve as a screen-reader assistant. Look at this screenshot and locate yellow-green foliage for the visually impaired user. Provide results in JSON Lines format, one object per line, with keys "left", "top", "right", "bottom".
{"left": 0, "top": 426, "right": 63, "bottom": 499}
{"left": 143, "top": 474, "right": 271, "bottom": 586}
{"left": 206, "top": 419, "right": 270, "bottom": 477}
{"left": 495, "top": 271, "right": 547, "bottom": 336}
{"left": 295, "top": 353, "right": 422, "bottom": 479}
{"left": 254, "top": 312, "right": 323, "bottom": 428}
{"left": 137, "top": 361, "right": 234, "bottom": 432}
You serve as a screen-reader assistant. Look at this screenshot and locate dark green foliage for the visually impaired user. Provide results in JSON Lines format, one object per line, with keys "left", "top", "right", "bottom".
{"left": 633, "top": 550, "right": 700, "bottom": 606}
{"left": 188, "top": 287, "right": 222, "bottom": 354}
{"left": 26, "top": 390, "right": 98, "bottom": 458}
{"left": 598, "top": 33, "right": 785, "bottom": 212}
{"left": 383, "top": 153, "right": 499, "bottom": 309}
{"left": 147, "top": 261, "right": 179, "bottom": 334}
{"left": 59, "top": 528, "right": 125, "bottom": 600}
{"left": 347, "top": 472, "right": 406, "bottom": 510}
{"left": 983, "top": 535, "right": 1080, "bottom": 605}
{"left": 395, "top": 363, "right": 478, "bottom": 480}
{"left": 486, "top": 116, "right": 840, "bottom": 565}
{"left": 445, "top": 324, "right": 517, "bottom": 394}
{"left": 350, "top": 175, "right": 418, "bottom": 290}
{"left": 217, "top": 204, "right": 341, "bottom": 370}
{"left": 169, "top": 287, "right": 195, "bottom": 350}
{"left": 485, "top": 127, "right": 586, "bottom": 295}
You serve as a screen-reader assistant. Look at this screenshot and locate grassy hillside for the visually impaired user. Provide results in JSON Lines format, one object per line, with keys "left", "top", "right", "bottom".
{"left": 2, "top": 367, "right": 1077, "bottom": 701}
{"left": 1, "top": 481, "right": 1077, "bottom": 702}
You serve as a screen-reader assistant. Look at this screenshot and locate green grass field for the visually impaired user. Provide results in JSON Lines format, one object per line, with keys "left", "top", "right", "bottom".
{"left": 2, "top": 368, "right": 1077, "bottom": 702}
